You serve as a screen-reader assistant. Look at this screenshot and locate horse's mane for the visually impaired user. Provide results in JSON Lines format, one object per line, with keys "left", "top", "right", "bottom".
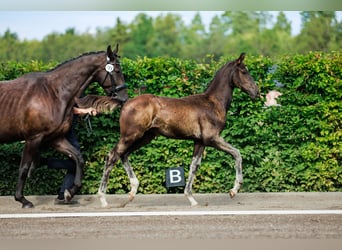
{"left": 47, "top": 51, "right": 105, "bottom": 72}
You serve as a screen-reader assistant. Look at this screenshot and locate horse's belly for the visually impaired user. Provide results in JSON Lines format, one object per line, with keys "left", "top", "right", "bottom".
{"left": 157, "top": 118, "right": 201, "bottom": 139}
{"left": 0, "top": 130, "right": 23, "bottom": 143}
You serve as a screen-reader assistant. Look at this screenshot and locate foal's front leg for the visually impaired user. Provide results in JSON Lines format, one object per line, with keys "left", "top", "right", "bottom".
{"left": 212, "top": 136, "right": 243, "bottom": 198}
{"left": 98, "top": 148, "right": 120, "bottom": 207}
{"left": 184, "top": 143, "right": 205, "bottom": 206}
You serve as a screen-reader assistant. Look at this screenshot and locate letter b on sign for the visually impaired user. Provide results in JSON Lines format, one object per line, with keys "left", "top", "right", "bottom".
{"left": 165, "top": 167, "right": 185, "bottom": 188}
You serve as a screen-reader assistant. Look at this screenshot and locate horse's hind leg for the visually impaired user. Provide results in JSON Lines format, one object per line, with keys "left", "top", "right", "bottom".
{"left": 121, "top": 154, "right": 139, "bottom": 202}
{"left": 51, "top": 137, "right": 84, "bottom": 202}
{"left": 212, "top": 136, "right": 243, "bottom": 198}
{"left": 184, "top": 143, "right": 205, "bottom": 206}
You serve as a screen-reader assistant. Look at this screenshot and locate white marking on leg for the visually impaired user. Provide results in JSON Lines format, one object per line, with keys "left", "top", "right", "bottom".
{"left": 185, "top": 153, "right": 202, "bottom": 206}
{"left": 128, "top": 177, "right": 139, "bottom": 201}
{"left": 214, "top": 137, "right": 243, "bottom": 198}
{"left": 122, "top": 159, "right": 139, "bottom": 201}
{"left": 97, "top": 189, "right": 109, "bottom": 208}
{"left": 186, "top": 195, "right": 199, "bottom": 207}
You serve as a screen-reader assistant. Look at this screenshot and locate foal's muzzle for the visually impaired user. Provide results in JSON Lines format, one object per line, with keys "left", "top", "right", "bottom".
{"left": 111, "top": 83, "right": 128, "bottom": 103}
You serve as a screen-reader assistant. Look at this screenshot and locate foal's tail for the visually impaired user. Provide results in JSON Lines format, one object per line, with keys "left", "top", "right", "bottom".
{"left": 75, "top": 95, "right": 122, "bottom": 114}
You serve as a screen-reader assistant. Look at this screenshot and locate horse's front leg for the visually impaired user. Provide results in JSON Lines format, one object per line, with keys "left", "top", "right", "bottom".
{"left": 15, "top": 160, "right": 34, "bottom": 208}
{"left": 212, "top": 136, "right": 243, "bottom": 198}
{"left": 51, "top": 137, "right": 84, "bottom": 202}
{"left": 15, "top": 138, "right": 42, "bottom": 208}
{"left": 184, "top": 143, "right": 205, "bottom": 206}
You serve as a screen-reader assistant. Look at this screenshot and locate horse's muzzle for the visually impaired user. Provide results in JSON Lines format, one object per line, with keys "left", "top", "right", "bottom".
{"left": 250, "top": 89, "right": 261, "bottom": 99}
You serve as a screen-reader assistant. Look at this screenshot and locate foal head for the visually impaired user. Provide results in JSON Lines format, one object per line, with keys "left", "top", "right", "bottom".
{"left": 231, "top": 53, "right": 260, "bottom": 99}
{"left": 96, "top": 44, "right": 128, "bottom": 103}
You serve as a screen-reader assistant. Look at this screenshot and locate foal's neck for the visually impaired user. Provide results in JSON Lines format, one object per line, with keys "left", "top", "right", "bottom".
{"left": 205, "top": 65, "right": 234, "bottom": 111}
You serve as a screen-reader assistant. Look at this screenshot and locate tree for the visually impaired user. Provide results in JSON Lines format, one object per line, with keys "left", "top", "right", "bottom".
{"left": 256, "top": 11, "right": 293, "bottom": 56}
{"left": 0, "top": 29, "right": 20, "bottom": 61}
{"left": 295, "top": 11, "right": 337, "bottom": 52}
{"left": 181, "top": 12, "right": 207, "bottom": 60}
{"left": 205, "top": 14, "right": 228, "bottom": 59}
{"left": 124, "top": 13, "right": 154, "bottom": 58}
{"left": 146, "top": 13, "right": 183, "bottom": 58}
{"left": 39, "top": 28, "right": 97, "bottom": 62}
{"left": 274, "top": 11, "right": 291, "bottom": 35}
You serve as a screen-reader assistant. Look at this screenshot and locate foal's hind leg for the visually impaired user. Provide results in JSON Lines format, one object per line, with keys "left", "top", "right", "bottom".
{"left": 184, "top": 143, "right": 205, "bottom": 206}
{"left": 121, "top": 154, "right": 139, "bottom": 202}
{"left": 212, "top": 136, "right": 243, "bottom": 198}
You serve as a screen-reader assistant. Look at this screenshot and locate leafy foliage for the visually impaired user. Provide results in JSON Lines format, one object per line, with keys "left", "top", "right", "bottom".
{"left": 0, "top": 51, "right": 341, "bottom": 196}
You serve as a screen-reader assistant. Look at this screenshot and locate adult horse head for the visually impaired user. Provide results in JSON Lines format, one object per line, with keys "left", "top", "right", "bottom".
{"left": 0, "top": 44, "right": 128, "bottom": 208}
{"left": 92, "top": 44, "right": 128, "bottom": 102}
{"left": 98, "top": 53, "right": 260, "bottom": 207}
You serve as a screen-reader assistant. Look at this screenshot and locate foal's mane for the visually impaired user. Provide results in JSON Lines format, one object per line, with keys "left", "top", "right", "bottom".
{"left": 46, "top": 51, "right": 105, "bottom": 72}
{"left": 205, "top": 59, "right": 236, "bottom": 93}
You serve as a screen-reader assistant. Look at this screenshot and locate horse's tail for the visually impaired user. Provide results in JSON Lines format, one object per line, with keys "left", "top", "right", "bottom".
{"left": 75, "top": 95, "right": 121, "bottom": 114}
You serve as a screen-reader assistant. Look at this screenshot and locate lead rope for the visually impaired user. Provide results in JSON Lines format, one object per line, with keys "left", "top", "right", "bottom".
{"left": 83, "top": 114, "right": 93, "bottom": 135}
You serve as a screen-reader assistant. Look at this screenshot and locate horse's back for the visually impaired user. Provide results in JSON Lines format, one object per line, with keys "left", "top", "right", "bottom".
{"left": 0, "top": 73, "right": 69, "bottom": 143}
{"left": 120, "top": 94, "right": 209, "bottom": 139}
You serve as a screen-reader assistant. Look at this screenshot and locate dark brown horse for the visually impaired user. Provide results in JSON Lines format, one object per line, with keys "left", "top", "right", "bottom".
{"left": 0, "top": 44, "right": 128, "bottom": 208}
{"left": 98, "top": 53, "right": 260, "bottom": 207}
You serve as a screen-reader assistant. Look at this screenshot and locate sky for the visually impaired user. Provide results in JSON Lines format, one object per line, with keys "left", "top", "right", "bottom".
{"left": 0, "top": 11, "right": 341, "bottom": 41}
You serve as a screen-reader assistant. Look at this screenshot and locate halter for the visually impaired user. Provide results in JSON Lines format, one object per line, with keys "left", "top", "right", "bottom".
{"left": 101, "top": 58, "right": 127, "bottom": 99}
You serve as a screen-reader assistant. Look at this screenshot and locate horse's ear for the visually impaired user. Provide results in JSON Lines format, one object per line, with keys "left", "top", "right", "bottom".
{"left": 114, "top": 43, "right": 119, "bottom": 54}
{"left": 107, "top": 45, "right": 114, "bottom": 61}
{"left": 237, "top": 53, "right": 246, "bottom": 65}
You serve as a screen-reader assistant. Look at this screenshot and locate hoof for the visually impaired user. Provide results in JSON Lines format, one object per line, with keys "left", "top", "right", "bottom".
{"left": 22, "top": 202, "right": 34, "bottom": 208}
{"left": 64, "top": 189, "right": 72, "bottom": 202}
{"left": 190, "top": 202, "right": 199, "bottom": 207}
{"left": 229, "top": 190, "right": 236, "bottom": 199}
{"left": 99, "top": 195, "right": 109, "bottom": 208}
{"left": 128, "top": 192, "right": 135, "bottom": 201}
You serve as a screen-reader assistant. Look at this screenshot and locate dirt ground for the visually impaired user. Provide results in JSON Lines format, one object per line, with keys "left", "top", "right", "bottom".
{"left": 1, "top": 192, "right": 342, "bottom": 239}
{"left": 1, "top": 192, "right": 342, "bottom": 213}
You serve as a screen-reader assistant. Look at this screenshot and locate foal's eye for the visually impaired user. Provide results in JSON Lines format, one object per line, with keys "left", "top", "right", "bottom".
{"left": 240, "top": 68, "right": 247, "bottom": 74}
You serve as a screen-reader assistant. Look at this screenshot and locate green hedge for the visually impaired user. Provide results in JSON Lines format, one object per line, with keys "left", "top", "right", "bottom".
{"left": 0, "top": 51, "right": 341, "bottom": 196}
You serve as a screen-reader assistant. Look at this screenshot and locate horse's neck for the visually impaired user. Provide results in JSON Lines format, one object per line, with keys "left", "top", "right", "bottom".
{"left": 205, "top": 68, "right": 234, "bottom": 111}
{"left": 51, "top": 54, "right": 102, "bottom": 98}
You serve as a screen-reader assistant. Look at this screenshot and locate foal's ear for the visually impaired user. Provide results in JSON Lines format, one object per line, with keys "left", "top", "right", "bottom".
{"left": 236, "top": 53, "right": 246, "bottom": 65}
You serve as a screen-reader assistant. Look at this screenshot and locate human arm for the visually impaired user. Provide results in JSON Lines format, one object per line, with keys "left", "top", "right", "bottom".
{"left": 73, "top": 107, "right": 97, "bottom": 116}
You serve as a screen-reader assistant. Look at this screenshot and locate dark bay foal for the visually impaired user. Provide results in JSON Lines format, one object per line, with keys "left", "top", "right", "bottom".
{"left": 98, "top": 53, "right": 260, "bottom": 207}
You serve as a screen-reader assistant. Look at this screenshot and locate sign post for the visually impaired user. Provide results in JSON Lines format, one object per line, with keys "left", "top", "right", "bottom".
{"left": 165, "top": 167, "right": 185, "bottom": 188}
